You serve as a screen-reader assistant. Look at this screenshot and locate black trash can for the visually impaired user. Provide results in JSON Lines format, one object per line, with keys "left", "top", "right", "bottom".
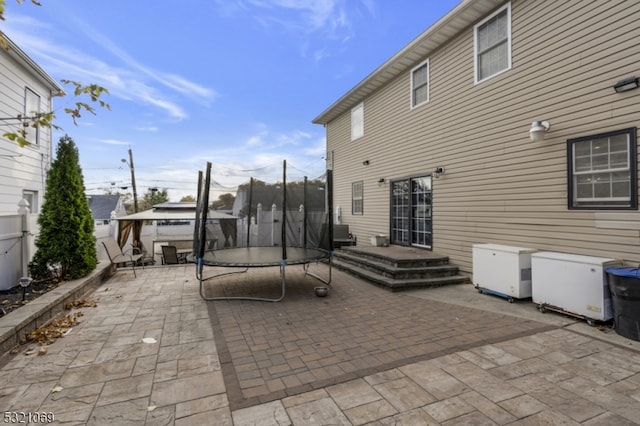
{"left": 606, "top": 267, "right": 640, "bottom": 341}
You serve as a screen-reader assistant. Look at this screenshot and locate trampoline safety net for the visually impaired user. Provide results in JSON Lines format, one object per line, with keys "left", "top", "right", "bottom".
{"left": 193, "top": 160, "right": 334, "bottom": 301}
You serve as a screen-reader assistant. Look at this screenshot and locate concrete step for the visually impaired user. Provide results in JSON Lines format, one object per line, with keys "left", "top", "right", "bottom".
{"left": 333, "top": 259, "right": 467, "bottom": 292}
{"left": 338, "top": 246, "right": 450, "bottom": 268}
{"left": 335, "top": 251, "right": 459, "bottom": 280}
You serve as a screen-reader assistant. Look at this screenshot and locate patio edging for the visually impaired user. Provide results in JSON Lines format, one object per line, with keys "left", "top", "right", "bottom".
{"left": 0, "top": 262, "right": 112, "bottom": 357}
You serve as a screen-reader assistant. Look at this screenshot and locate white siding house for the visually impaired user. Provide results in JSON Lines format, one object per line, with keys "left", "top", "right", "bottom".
{"left": 0, "top": 35, "right": 62, "bottom": 290}
{"left": 314, "top": 0, "right": 640, "bottom": 274}
{"left": 0, "top": 34, "right": 62, "bottom": 216}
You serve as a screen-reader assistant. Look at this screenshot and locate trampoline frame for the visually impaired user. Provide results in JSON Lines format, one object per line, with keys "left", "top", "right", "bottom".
{"left": 195, "top": 160, "right": 334, "bottom": 302}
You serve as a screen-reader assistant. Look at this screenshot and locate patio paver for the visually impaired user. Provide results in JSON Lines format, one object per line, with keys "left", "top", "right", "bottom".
{"left": 0, "top": 263, "right": 639, "bottom": 424}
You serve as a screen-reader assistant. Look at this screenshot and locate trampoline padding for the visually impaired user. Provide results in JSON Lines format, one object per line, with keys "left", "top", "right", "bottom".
{"left": 201, "top": 247, "right": 329, "bottom": 267}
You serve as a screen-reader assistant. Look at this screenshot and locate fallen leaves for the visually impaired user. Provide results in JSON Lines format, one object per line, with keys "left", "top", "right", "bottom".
{"left": 65, "top": 298, "right": 97, "bottom": 309}
{"left": 24, "top": 313, "right": 83, "bottom": 346}
{"left": 17, "top": 297, "right": 99, "bottom": 356}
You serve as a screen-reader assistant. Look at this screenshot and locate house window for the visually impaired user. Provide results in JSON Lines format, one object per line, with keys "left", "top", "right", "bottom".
{"left": 24, "top": 88, "right": 41, "bottom": 145}
{"left": 568, "top": 128, "right": 637, "bottom": 210}
{"left": 22, "top": 190, "right": 38, "bottom": 213}
{"left": 351, "top": 102, "right": 364, "bottom": 140}
{"left": 474, "top": 3, "right": 511, "bottom": 83}
{"left": 411, "top": 59, "right": 429, "bottom": 108}
{"left": 352, "top": 181, "right": 363, "bottom": 215}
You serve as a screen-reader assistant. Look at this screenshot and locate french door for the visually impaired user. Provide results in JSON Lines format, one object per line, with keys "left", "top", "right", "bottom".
{"left": 391, "top": 176, "right": 432, "bottom": 248}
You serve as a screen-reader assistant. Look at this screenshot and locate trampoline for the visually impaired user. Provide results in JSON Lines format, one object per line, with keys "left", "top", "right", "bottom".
{"left": 193, "top": 160, "right": 334, "bottom": 302}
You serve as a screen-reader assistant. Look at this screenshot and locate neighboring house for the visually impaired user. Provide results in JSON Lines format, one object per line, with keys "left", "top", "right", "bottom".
{"left": 87, "top": 194, "right": 127, "bottom": 225}
{"left": 0, "top": 34, "right": 63, "bottom": 216}
{"left": 313, "top": 0, "right": 640, "bottom": 273}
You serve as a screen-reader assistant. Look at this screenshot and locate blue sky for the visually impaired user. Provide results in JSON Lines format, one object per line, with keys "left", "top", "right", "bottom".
{"left": 3, "top": 0, "right": 460, "bottom": 202}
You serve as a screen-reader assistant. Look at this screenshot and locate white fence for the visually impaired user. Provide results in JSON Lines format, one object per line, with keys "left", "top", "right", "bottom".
{"left": 0, "top": 214, "right": 117, "bottom": 291}
{"left": 0, "top": 213, "right": 38, "bottom": 291}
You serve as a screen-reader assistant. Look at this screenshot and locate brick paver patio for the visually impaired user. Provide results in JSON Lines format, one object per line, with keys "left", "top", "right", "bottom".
{"left": 203, "top": 265, "right": 555, "bottom": 410}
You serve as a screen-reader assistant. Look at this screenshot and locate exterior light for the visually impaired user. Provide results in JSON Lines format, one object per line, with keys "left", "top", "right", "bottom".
{"left": 19, "top": 276, "right": 32, "bottom": 301}
{"left": 613, "top": 77, "right": 639, "bottom": 93}
{"left": 529, "top": 121, "right": 550, "bottom": 142}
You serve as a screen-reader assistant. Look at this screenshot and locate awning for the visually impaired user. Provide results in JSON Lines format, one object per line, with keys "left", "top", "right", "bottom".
{"left": 115, "top": 208, "right": 238, "bottom": 221}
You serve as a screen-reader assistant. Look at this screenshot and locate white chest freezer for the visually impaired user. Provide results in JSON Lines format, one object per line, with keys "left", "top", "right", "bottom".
{"left": 472, "top": 244, "right": 538, "bottom": 301}
{"left": 531, "top": 252, "right": 622, "bottom": 322}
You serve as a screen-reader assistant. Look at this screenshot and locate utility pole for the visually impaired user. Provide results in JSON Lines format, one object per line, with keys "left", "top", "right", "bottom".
{"left": 121, "top": 148, "right": 139, "bottom": 213}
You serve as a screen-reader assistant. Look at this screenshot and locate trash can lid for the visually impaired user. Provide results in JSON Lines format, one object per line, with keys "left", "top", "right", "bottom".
{"left": 605, "top": 266, "right": 640, "bottom": 277}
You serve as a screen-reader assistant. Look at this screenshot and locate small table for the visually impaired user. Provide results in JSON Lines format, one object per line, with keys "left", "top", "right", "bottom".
{"left": 177, "top": 249, "right": 191, "bottom": 263}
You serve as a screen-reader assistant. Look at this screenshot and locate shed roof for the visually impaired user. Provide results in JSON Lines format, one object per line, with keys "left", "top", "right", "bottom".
{"left": 88, "top": 194, "right": 122, "bottom": 220}
{"left": 116, "top": 208, "right": 237, "bottom": 221}
{"left": 312, "top": 0, "right": 503, "bottom": 125}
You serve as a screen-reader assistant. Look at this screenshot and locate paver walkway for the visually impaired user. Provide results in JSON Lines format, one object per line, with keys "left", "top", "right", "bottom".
{"left": 204, "top": 266, "right": 555, "bottom": 410}
{"left": 0, "top": 264, "right": 639, "bottom": 425}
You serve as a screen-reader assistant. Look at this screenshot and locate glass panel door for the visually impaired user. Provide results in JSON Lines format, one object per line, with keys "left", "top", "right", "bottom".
{"left": 390, "top": 176, "right": 432, "bottom": 248}
{"left": 391, "top": 180, "right": 409, "bottom": 244}
{"left": 411, "top": 177, "right": 432, "bottom": 247}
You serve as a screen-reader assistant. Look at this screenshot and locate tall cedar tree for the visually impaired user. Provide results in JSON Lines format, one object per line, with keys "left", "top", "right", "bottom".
{"left": 30, "top": 135, "right": 97, "bottom": 279}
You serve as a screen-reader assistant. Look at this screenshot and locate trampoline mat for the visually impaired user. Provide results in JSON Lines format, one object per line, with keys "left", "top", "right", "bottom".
{"left": 201, "top": 246, "right": 329, "bottom": 267}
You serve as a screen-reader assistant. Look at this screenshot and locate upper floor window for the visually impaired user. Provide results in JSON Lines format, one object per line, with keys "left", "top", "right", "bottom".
{"left": 351, "top": 102, "right": 364, "bottom": 141}
{"left": 24, "top": 88, "right": 41, "bottom": 145}
{"left": 568, "top": 128, "right": 637, "bottom": 210}
{"left": 474, "top": 3, "right": 511, "bottom": 84}
{"left": 411, "top": 59, "right": 429, "bottom": 108}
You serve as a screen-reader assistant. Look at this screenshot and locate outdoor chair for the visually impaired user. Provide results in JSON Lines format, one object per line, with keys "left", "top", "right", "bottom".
{"left": 102, "top": 239, "right": 144, "bottom": 277}
{"left": 333, "top": 224, "right": 356, "bottom": 248}
{"left": 161, "top": 245, "right": 185, "bottom": 265}
{"left": 132, "top": 240, "right": 155, "bottom": 266}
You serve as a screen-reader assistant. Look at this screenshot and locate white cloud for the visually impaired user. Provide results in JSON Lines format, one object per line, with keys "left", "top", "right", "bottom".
{"left": 247, "top": 135, "right": 264, "bottom": 146}
{"left": 218, "top": 0, "right": 375, "bottom": 60}
{"left": 100, "top": 139, "right": 130, "bottom": 146}
{"left": 2, "top": 14, "right": 216, "bottom": 120}
{"left": 303, "top": 137, "right": 326, "bottom": 156}
{"left": 136, "top": 126, "right": 159, "bottom": 132}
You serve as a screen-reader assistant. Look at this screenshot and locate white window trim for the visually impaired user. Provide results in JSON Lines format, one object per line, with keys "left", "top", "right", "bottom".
{"left": 22, "top": 190, "right": 38, "bottom": 213}
{"left": 24, "top": 87, "right": 41, "bottom": 145}
{"left": 351, "top": 102, "right": 364, "bottom": 141}
{"left": 410, "top": 59, "right": 430, "bottom": 109}
{"left": 474, "top": 2, "right": 512, "bottom": 84}
{"left": 352, "top": 181, "right": 363, "bottom": 215}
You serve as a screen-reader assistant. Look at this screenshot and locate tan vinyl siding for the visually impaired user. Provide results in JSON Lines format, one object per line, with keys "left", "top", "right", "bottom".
{"left": 325, "top": 0, "right": 640, "bottom": 273}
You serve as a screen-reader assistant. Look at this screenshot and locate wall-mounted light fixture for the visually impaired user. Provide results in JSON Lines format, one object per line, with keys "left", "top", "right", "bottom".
{"left": 434, "top": 167, "right": 445, "bottom": 178}
{"left": 362, "top": 160, "right": 370, "bottom": 166}
{"left": 378, "top": 178, "right": 385, "bottom": 184}
{"left": 613, "top": 76, "right": 639, "bottom": 93}
{"left": 529, "top": 121, "right": 550, "bottom": 142}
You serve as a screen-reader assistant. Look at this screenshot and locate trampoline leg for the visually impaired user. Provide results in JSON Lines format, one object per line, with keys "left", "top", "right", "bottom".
{"left": 198, "top": 264, "right": 285, "bottom": 303}
{"left": 303, "top": 255, "right": 332, "bottom": 286}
